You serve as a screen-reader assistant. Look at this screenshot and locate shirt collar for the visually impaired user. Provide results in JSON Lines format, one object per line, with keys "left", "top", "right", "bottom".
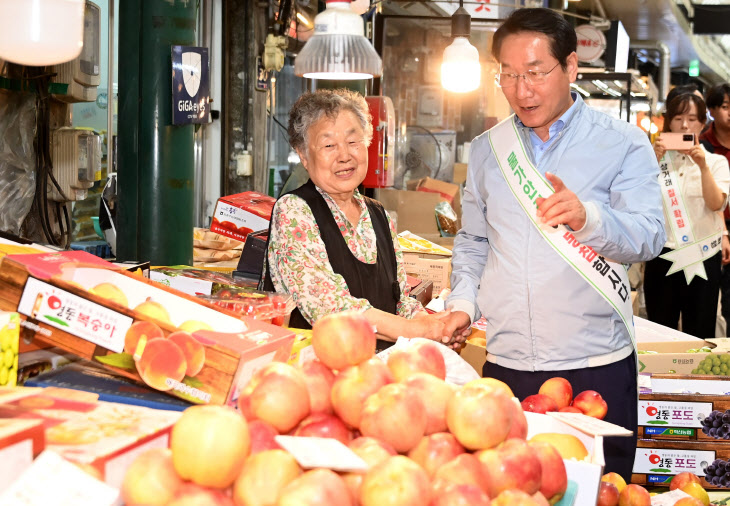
{"left": 515, "top": 92, "right": 582, "bottom": 139}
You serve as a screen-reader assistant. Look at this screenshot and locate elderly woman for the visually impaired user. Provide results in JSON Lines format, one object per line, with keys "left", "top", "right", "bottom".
{"left": 262, "top": 89, "right": 455, "bottom": 350}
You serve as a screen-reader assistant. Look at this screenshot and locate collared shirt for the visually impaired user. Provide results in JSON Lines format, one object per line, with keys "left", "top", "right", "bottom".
{"left": 267, "top": 185, "right": 423, "bottom": 325}
{"left": 525, "top": 94, "right": 579, "bottom": 165}
{"left": 661, "top": 148, "right": 730, "bottom": 250}
{"left": 447, "top": 93, "right": 666, "bottom": 371}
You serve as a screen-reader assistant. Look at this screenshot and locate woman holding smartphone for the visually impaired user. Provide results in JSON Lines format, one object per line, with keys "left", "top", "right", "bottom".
{"left": 645, "top": 92, "right": 730, "bottom": 338}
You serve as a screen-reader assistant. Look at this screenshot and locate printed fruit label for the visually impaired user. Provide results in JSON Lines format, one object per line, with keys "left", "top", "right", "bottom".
{"left": 633, "top": 448, "right": 715, "bottom": 476}
{"left": 638, "top": 400, "right": 713, "bottom": 428}
{"left": 17, "top": 277, "right": 133, "bottom": 353}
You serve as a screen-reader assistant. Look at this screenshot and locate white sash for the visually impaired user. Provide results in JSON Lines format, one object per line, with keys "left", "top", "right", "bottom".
{"left": 487, "top": 116, "right": 635, "bottom": 342}
{"left": 658, "top": 153, "right": 722, "bottom": 284}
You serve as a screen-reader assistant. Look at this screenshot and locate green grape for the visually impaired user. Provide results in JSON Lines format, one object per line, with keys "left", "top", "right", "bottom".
{"left": 9, "top": 336, "right": 17, "bottom": 355}
{"left": 712, "top": 366, "right": 721, "bottom": 375}
{"left": 721, "top": 354, "right": 730, "bottom": 364}
{"left": 0, "top": 332, "right": 10, "bottom": 352}
{"left": 721, "top": 364, "right": 728, "bottom": 373}
{"left": 692, "top": 368, "right": 700, "bottom": 374}
{"left": 0, "top": 366, "right": 8, "bottom": 385}
{"left": 3, "top": 349, "right": 12, "bottom": 369}
{"left": 7, "top": 367, "right": 15, "bottom": 387}
{"left": 701, "top": 358, "right": 712, "bottom": 368}
{"left": 713, "top": 357, "right": 722, "bottom": 367}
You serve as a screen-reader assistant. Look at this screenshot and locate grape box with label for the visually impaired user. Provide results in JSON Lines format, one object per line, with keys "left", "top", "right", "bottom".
{"left": 632, "top": 439, "right": 730, "bottom": 489}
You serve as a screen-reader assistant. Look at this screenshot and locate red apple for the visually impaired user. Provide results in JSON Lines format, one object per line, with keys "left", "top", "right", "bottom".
{"left": 618, "top": 484, "right": 651, "bottom": 506}
{"left": 521, "top": 394, "right": 559, "bottom": 414}
{"left": 312, "top": 311, "right": 376, "bottom": 370}
{"left": 572, "top": 390, "right": 608, "bottom": 419}
{"left": 446, "top": 384, "right": 515, "bottom": 450}
{"left": 407, "top": 432, "right": 465, "bottom": 478}
{"left": 403, "top": 372, "right": 455, "bottom": 434}
{"left": 529, "top": 440, "right": 568, "bottom": 504}
{"left": 386, "top": 340, "right": 446, "bottom": 381}
{"left": 300, "top": 359, "right": 336, "bottom": 414}
{"left": 597, "top": 481, "right": 620, "bottom": 506}
{"left": 360, "top": 383, "right": 426, "bottom": 453}
{"left": 342, "top": 437, "right": 397, "bottom": 504}
{"left": 331, "top": 357, "right": 393, "bottom": 429}
{"left": 601, "top": 472, "right": 627, "bottom": 494}
{"left": 669, "top": 471, "right": 702, "bottom": 491}
{"left": 293, "top": 413, "right": 353, "bottom": 446}
{"left": 277, "top": 468, "right": 353, "bottom": 506}
{"left": 559, "top": 406, "right": 582, "bottom": 413}
{"left": 431, "top": 483, "right": 491, "bottom": 506}
{"left": 233, "top": 449, "right": 302, "bottom": 506}
{"left": 491, "top": 489, "right": 543, "bottom": 505}
{"left": 247, "top": 419, "right": 281, "bottom": 454}
{"left": 431, "top": 453, "right": 491, "bottom": 496}
{"left": 360, "top": 455, "right": 431, "bottom": 506}
{"left": 475, "top": 438, "right": 542, "bottom": 496}
{"left": 506, "top": 397, "right": 528, "bottom": 440}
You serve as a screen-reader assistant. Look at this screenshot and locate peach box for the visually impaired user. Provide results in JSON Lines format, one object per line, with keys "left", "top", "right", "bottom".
{"left": 0, "top": 418, "right": 45, "bottom": 491}
{"left": 210, "top": 191, "right": 275, "bottom": 242}
{"left": 0, "top": 251, "right": 295, "bottom": 406}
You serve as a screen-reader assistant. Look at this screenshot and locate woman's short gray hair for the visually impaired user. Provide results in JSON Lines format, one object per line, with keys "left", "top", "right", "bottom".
{"left": 288, "top": 89, "right": 373, "bottom": 155}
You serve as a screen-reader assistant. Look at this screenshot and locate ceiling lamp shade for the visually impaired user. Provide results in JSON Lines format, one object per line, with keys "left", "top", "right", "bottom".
{"left": 294, "top": 0, "right": 382, "bottom": 80}
{"left": 441, "top": 4, "right": 481, "bottom": 93}
{"left": 0, "top": 0, "right": 85, "bottom": 66}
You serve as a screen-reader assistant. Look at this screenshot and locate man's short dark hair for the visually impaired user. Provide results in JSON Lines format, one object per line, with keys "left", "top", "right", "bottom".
{"left": 705, "top": 84, "right": 730, "bottom": 109}
{"left": 491, "top": 8, "right": 577, "bottom": 70}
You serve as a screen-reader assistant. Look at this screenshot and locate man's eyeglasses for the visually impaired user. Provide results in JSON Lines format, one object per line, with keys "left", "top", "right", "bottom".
{"left": 494, "top": 62, "right": 561, "bottom": 88}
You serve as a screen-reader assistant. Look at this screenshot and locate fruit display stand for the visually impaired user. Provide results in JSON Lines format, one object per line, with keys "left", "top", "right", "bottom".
{"left": 0, "top": 251, "right": 295, "bottom": 406}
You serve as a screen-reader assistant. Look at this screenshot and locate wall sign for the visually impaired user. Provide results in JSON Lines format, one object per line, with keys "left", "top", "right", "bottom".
{"left": 171, "top": 45, "right": 210, "bottom": 125}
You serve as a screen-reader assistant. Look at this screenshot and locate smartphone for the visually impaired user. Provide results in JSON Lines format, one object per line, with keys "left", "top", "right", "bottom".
{"left": 662, "top": 132, "right": 696, "bottom": 150}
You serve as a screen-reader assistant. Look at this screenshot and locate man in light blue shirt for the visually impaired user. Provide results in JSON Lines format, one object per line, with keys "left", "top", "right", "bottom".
{"left": 444, "top": 8, "right": 665, "bottom": 480}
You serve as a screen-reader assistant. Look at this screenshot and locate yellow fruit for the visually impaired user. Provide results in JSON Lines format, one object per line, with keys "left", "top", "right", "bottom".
{"left": 134, "top": 299, "right": 172, "bottom": 325}
{"left": 465, "top": 377, "right": 514, "bottom": 398}
{"left": 178, "top": 320, "right": 213, "bottom": 333}
{"left": 681, "top": 482, "right": 709, "bottom": 506}
{"left": 601, "top": 472, "right": 627, "bottom": 493}
{"left": 90, "top": 282, "right": 129, "bottom": 307}
{"left": 529, "top": 433, "right": 589, "bottom": 461}
{"left": 468, "top": 338, "right": 487, "bottom": 347}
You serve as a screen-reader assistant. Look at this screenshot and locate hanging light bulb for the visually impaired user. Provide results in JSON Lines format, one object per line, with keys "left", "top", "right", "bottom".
{"left": 441, "top": 2, "right": 481, "bottom": 93}
{"left": 294, "top": 0, "right": 382, "bottom": 80}
{"left": 0, "top": 0, "right": 85, "bottom": 66}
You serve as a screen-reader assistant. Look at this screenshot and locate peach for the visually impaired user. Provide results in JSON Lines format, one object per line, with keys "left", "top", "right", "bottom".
{"left": 360, "top": 455, "right": 431, "bottom": 506}
{"left": 597, "top": 481, "right": 620, "bottom": 506}
{"left": 431, "top": 483, "right": 491, "bottom": 506}
{"left": 90, "top": 282, "right": 129, "bottom": 307}
{"left": 386, "top": 340, "right": 446, "bottom": 381}
{"left": 674, "top": 498, "right": 705, "bottom": 506}
{"left": 446, "top": 384, "right": 514, "bottom": 450}
{"left": 134, "top": 298, "right": 172, "bottom": 325}
{"left": 538, "top": 377, "right": 573, "bottom": 410}
{"left": 601, "top": 472, "right": 627, "bottom": 493}
{"left": 521, "top": 394, "right": 559, "bottom": 414}
{"left": 618, "top": 484, "right": 651, "bottom": 506}
{"left": 168, "top": 483, "right": 234, "bottom": 506}
{"left": 300, "top": 359, "right": 336, "bottom": 414}
{"left": 232, "top": 449, "right": 302, "bottom": 506}
{"left": 402, "top": 372, "right": 455, "bottom": 435}
{"left": 431, "top": 453, "right": 491, "bottom": 496}
{"left": 475, "top": 438, "right": 542, "bottom": 496}
{"left": 134, "top": 337, "right": 187, "bottom": 391}
{"left": 669, "top": 471, "right": 702, "bottom": 491}
{"left": 167, "top": 331, "right": 206, "bottom": 377}
{"left": 532, "top": 492, "right": 550, "bottom": 506}
{"left": 529, "top": 433, "right": 589, "bottom": 461}
{"left": 491, "top": 489, "right": 543, "bottom": 505}
{"left": 506, "top": 397, "right": 528, "bottom": 440}
{"left": 121, "top": 448, "right": 183, "bottom": 506}
{"left": 312, "top": 311, "right": 376, "bottom": 370}
{"left": 178, "top": 320, "right": 213, "bottom": 333}
{"left": 559, "top": 406, "right": 582, "bottom": 413}
{"left": 237, "top": 362, "right": 310, "bottom": 433}
{"left": 572, "top": 390, "right": 608, "bottom": 419}
{"left": 247, "top": 419, "right": 281, "bottom": 454}
{"left": 529, "top": 440, "right": 567, "bottom": 503}
{"left": 360, "top": 383, "right": 426, "bottom": 453}
{"left": 293, "top": 413, "right": 353, "bottom": 446}
{"left": 343, "top": 437, "right": 397, "bottom": 503}
{"left": 171, "top": 405, "right": 250, "bottom": 489}
{"left": 277, "top": 468, "right": 352, "bottom": 506}
{"left": 680, "top": 482, "right": 710, "bottom": 506}
{"left": 407, "top": 432, "right": 465, "bottom": 478}
{"left": 331, "top": 357, "right": 393, "bottom": 429}
{"left": 465, "top": 377, "right": 515, "bottom": 397}
{"left": 124, "top": 320, "right": 164, "bottom": 354}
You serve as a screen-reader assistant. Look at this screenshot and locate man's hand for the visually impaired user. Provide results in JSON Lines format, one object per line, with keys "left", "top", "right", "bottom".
{"left": 440, "top": 311, "right": 472, "bottom": 350}
{"left": 535, "top": 172, "right": 586, "bottom": 231}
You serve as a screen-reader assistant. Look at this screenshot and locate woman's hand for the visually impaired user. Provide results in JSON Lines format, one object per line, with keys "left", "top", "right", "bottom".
{"left": 723, "top": 234, "right": 730, "bottom": 265}
{"left": 653, "top": 135, "right": 667, "bottom": 162}
{"left": 683, "top": 141, "right": 708, "bottom": 171}
{"left": 408, "top": 312, "right": 455, "bottom": 347}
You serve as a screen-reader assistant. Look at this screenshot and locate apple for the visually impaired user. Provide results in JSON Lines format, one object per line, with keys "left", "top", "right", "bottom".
{"left": 465, "top": 377, "right": 515, "bottom": 398}
{"left": 559, "top": 406, "right": 582, "bottom": 413}
{"left": 247, "top": 419, "right": 281, "bottom": 454}
{"left": 529, "top": 440, "right": 567, "bottom": 504}
{"left": 171, "top": 405, "right": 250, "bottom": 489}
{"left": 669, "top": 471, "right": 702, "bottom": 491}
{"left": 601, "top": 472, "right": 627, "bottom": 494}
{"left": 277, "top": 468, "right": 352, "bottom": 506}
{"left": 538, "top": 377, "right": 573, "bottom": 410}
{"left": 529, "top": 433, "right": 589, "bottom": 461}
{"left": 359, "top": 383, "right": 426, "bottom": 453}
{"left": 430, "top": 483, "right": 491, "bottom": 506}
{"left": 237, "top": 362, "right": 310, "bottom": 433}
{"left": 121, "top": 448, "right": 183, "bottom": 506}
{"left": 491, "top": 489, "right": 543, "bottom": 505}
{"left": 293, "top": 413, "right": 353, "bottom": 446}
{"left": 232, "top": 449, "right": 302, "bottom": 506}
{"left": 505, "top": 397, "right": 528, "bottom": 440}
{"left": 673, "top": 498, "right": 706, "bottom": 506}
{"left": 431, "top": 453, "right": 491, "bottom": 496}
{"left": 386, "top": 340, "right": 446, "bottom": 381}
{"left": 167, "top": 483, "right": 234, "bottom": 506}
{"left": 300, "top": 359, "right": 336, "bottom": 414}
{"left": 475, "top": 438, "right": 542, "bottom": 496}
{"left": 572, "top": 390, "right": 608, "bottom": 419}
{"left": 618, "top": 484, "right": 651, "bottom": 506}
{"left": 342, "top": 437, "right": 397, "bottom": 504}
{"left": 446, "top": 384, "right": 515, "bottom": 450}
{"left": 360, "top": 455, "right": 431, "bottom": 506}
{"left": 312, "top": 311, "right": 376, "bottom": 370}
{"left": 402, "top": 372, "right": 455, "bottom": 434}
{"left": 680, "top": 482, "right": 710, "bottom": 506}
{"left": 407, "top": 432, "right": 464, "bottom": 478}
{"left": 597, "top": 481, "right": 620, "bottom": 506}
{"left": 331, "top": 357, "right": 393, "bottom": 429}
{"left": 521, "top": 394, "right": 559, "bottom": 414}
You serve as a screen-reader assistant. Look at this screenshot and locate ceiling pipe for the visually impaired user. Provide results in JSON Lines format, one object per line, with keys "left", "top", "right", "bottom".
{"left": 630, "top": 40, "right": 671, "bottom": 110}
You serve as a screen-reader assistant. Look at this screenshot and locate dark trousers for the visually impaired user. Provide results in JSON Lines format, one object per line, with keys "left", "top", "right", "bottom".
{"left": 644, "top": 248, "right": 721, "bottom": 339}
{"left": 483, "top": 353, "right": 638, "bottom": 482}
{"left": 721, "top": 221, "right": 730, "bottom": 328}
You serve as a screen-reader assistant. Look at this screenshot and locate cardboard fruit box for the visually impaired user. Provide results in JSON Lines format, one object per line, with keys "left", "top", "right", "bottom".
{"left": 210, "top": 191, "right": 275, "bottom": 243}
{"left": 0, "top": 417, "right": 44, "bottom": 491}
{"left": 0, "top": 251, "right": 295, "bottom": 406}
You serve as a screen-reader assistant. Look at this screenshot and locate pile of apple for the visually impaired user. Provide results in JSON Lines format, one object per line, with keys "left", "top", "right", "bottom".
{"left": 121, "top": 311, "right": 571, "bottom": 506}
{"left": 521, "top": 376, "right": 608, "bottom": 419}
{"left": 598, "top": 471, "right": 709, "bottom": 506}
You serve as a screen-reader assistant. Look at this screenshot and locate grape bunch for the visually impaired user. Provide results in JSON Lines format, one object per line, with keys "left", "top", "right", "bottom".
{"left": 701, "top": 410, "right": 730, "bottom": 439}
{"left": 703, "top": 458, "right": 730, "bottom": 487}
{"left": 691, "top": 354, "right": 730, "bottom": 375}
